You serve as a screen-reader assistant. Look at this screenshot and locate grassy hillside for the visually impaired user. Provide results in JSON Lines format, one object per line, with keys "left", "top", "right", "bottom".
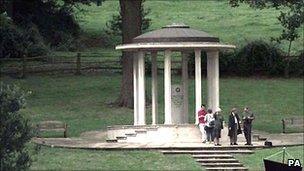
{"left": 78, "top": 0, "right": 303, "bottom": 53}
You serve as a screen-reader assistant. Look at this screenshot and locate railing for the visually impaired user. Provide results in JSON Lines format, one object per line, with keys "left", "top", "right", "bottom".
{"left": 0, "top": 53, "right": 182, "bottom": 78}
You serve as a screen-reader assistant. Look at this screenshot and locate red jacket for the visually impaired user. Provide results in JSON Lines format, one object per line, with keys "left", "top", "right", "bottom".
{"left": 198, "top": 109, "right": 207, "bottom": 124}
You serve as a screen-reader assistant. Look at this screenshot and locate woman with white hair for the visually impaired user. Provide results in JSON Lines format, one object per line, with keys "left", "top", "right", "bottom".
{"left": 213, "top": 107, "right": 224, "bottom": 146}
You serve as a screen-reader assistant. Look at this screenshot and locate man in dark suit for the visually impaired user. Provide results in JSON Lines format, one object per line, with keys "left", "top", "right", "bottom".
{"left": 228, "top": 108, "right": 242, "bottom": 145}
{"left": 242, "top": 107, "right": 255, "bottom": 145}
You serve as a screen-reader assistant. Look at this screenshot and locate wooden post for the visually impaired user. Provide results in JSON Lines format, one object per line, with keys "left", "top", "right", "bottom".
{"left": 21, "top": 55, "right": 27, "bottom": 79}
{"left": 75, "top": 53, "right": 81, "bottom": 75}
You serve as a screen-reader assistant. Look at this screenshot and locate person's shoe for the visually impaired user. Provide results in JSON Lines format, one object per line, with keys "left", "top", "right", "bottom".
{"left": 202, "top": 140, "right": 206, "bottom": 143}
{"left": 230, "top": 143, "right": 233, "bottom": 145}
{"left": 234, "top": 143, "right": 238, "bottom": 145}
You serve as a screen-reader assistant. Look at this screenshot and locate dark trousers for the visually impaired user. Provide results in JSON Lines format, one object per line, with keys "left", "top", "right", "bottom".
{"left": 230, "top": 129, "right": 237, "bottom": 144}
{"left": 205, "top": 127, "right": 214, "bottom": 141}
{"left": 244, "top": 125, "right": 252, "bottom": 144}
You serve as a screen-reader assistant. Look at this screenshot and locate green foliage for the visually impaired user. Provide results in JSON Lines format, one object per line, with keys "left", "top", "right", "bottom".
{"left": 104, "top": 1, "right": 151, "bottom": 46}
{"left": 0, "top": 0, "right": 93, "bottom": 49}
{"left": 187, "top": 41, "right": 292, "bottom": 77}
{"left": 0, "top": 84, "right": 33, "bottom": 171}
{"left": 229, "top": 0, "right": 304, "bottom": 55}
{"left": 233, "top": 40, "right": 284, "bottom": 76}
{"left": 0, "top": 24, "right": 49, "bottom": 58}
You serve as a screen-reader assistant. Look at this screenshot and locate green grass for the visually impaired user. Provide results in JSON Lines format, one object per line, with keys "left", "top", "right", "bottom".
{"left": 1, "top": 74, "right": 303, "bottom": 170}
{"left": 30, "top": 146, "right": 201, "bottom": 170}
{"left": 77, "top": 0, "right": 303, "bottom": 53}
{"left": 1, "top": 74, "right": 303, "bottom": 136}
{"left": 235, "top": 145, "right": 304, "bottom": 170}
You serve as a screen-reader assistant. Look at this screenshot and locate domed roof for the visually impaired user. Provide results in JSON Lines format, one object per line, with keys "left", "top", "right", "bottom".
{"left": 132, "top": 23, "right": 219, "bottom": 43}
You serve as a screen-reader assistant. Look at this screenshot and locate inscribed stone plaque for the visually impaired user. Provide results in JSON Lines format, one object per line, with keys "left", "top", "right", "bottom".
{"left": 171, "top": 84, "right": 184, "bottom": 124}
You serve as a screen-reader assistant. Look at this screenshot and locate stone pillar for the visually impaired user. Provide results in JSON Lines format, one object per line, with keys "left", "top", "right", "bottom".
{"left": 195, "top": 49, "right": 202, "bottom": 124}
{"left": 151, "top": 51, "right": 158, "bottom": 125}
{"left": 207, "top": 51, "right": 220, "bottom": 111}
{"left": 133, "top": 55, "right": 139, "bottom": 125}
{"left": 182, "top": 52, "right": 189, "bottom": 123}
{"left": 137, "top": 51, "right": 146, "bottom": 125}
{"left": 164, "top": 50, "right": 172, "bottom": 124}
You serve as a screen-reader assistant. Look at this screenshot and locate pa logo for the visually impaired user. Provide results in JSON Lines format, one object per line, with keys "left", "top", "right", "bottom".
{"left": 288, "top": 159, "right": 302, "bottom": 167}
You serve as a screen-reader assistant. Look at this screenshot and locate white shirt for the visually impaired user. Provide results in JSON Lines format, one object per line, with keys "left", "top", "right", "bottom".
{"left": 204, "top": 113, "right": 214, "bottom": 127}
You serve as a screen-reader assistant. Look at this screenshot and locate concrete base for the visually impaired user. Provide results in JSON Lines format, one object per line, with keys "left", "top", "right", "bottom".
{"left": 107, "top": 124, "right": 246, "bottom": 143}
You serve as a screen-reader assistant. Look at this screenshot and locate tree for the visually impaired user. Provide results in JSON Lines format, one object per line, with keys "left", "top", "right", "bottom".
{"left": 0, "top": 0, "right": 93, "bottom": 48}
{"left": 0, "top": 84, "right": 33, "bottom": 170}
{"left": 116, "top": 0, "right": 143, "bottom": 108}
{"left": 229, "top": 0, "right": 304, "bottom": 77}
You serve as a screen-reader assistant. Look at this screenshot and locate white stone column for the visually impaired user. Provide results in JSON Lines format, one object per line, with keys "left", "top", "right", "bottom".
{"left": 195, "top": 49, "right": 202, "bottom": 124}
{"left": 164, "top": 50, "right": 172, "bottom": 124}
{"left": 137, "top": 51, "right": 146, "bottom": 125}
{"left": 133, "top": 54, "right": 139, "bottom": 125}
{"left": 207, "top": 51, "right": 220, "bottom": 111}
{"left": 151, "top": 51, "right": 158, "bottom": 125}
{"left": 182, "top": 52, "right": 189, "bottom": 124}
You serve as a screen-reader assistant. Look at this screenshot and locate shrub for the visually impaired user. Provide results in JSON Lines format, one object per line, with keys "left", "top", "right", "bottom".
{"left": 187, "top": 41, "right": 286, "bottom": 77}
{"left": 288, "top": 51, "right": 304, "bottom": 77}
{"left": 233, "top": 40, "right": 284, "bottom": 76}
{"left": 0, "top": 84, "right": 34, "bottom": 170}
{"left": 0, "top": 26, "right": 27, "bottom": 58}
{"left": 0, "top": 24, "right": 48, "bottom": 58}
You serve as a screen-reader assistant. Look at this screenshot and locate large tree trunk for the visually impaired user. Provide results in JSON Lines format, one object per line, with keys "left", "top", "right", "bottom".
{"left": 117, "top": 0, "right": 142, "bottom": 108}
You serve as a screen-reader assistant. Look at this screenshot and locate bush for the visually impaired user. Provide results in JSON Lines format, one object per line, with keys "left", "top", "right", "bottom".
{"left": 187, "top": 40, "right": 286, "bottom": 77}
{"left": 0, "top": 26, "right": 27, "bottom": 58}
{"left": 0, "top": 84, "right": 34, "bottom": 170}
{"left": 233, "top": 40, "right": 284, "bottom": 76}
{"left": 0, "top": 24, "right": 48, "bottom": 58}
{"left": 288, "top": 51, "right": 304, "bottom": 77}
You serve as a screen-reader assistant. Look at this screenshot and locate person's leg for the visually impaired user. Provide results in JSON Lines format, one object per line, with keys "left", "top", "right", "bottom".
{"left": 211, "top": 128, "right": 215, "bottom": 141}
{"left": 248, "top": 127, "right": 252, "bottom": 145}
{"left": 199, "top": 124, "right": 206, "bottom": 142}
{"left": 233, "top": 130, "right": 238, "bottom": 144}
{"left": 244, "top": 129, "right": 249, "bottom": 144}
{"left": 207, "top": 128, "right": 211, "bottom": 142}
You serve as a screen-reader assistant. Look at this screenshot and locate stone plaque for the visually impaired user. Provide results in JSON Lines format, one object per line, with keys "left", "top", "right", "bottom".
{"left": 171, "top": 84, "right": 184, "bottom": 124}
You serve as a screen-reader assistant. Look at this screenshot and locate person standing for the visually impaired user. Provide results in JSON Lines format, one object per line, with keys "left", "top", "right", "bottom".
{"left": 228, "top": 108, "right": 241, "bottom": 145}
{"left": 204, "top": 109, "right": 215, "bottom": 143}
{"left": 242, "top": 107, "right": 255, "bottom": 145}
{"left": 213, "top": 108, "right": 224, "bottom": 146}
{"left": 197, "top": 104, "right": 207, "bottom": 143}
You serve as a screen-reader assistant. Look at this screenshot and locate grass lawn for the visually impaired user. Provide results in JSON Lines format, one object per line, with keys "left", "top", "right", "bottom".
{"left": 78, "top": 0, "right": 303, "bottom": 53}
{"left": 1, "top": 74, "right": 303, "bottom": 170}
{"left": 1, "top": 74, "right": 302, "bottom": 136}
{"left": 30, "top": 145, "right": 201, "bottom": 170}
{"left": 235, "top": 145, "right": 304, "bottom": 170}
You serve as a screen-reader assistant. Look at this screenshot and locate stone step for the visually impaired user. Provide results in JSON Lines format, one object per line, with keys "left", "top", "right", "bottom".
{"left": 192, "top": 154, "right": 233, "bottom": 158}
{"left": 205, "top": 166, "right": 248, "bottom": 171}
{"left": 106, "top": 139, "right": 117, "bottom": 143}
{"left": 145, "top": 127, "right": 158, "bottom": 131}
{"left": 135, "top": 130, "right": 147, "bottom": 134}
{"left": 162, "top": 150, "right": 254, "bottom": 155}
{"left": 116, "top": 136, "right": 127, "bottom": 140}
{"left": 125, "top": 133, "right": 137, "bottom": 137}
{"left": 201, "top": 162, "right": 243, "bottom": 167}
{"left": 196, "top": 158, "right": 238, "bottom": 163}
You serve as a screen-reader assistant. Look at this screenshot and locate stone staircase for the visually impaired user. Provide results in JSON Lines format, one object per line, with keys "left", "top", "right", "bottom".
{"left": 162, "top": 149, "right": 253, "bottom": 170}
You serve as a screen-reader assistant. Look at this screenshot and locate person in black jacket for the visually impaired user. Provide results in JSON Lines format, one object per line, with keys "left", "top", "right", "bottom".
{"left": 242, "top": 107, "right": 255, "bottom": 145}
{"left": 213, "top": 108, "right": 224, "bottom": 146}
{"left": 228, "top": 108, "right": 242, "bottom": 145}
